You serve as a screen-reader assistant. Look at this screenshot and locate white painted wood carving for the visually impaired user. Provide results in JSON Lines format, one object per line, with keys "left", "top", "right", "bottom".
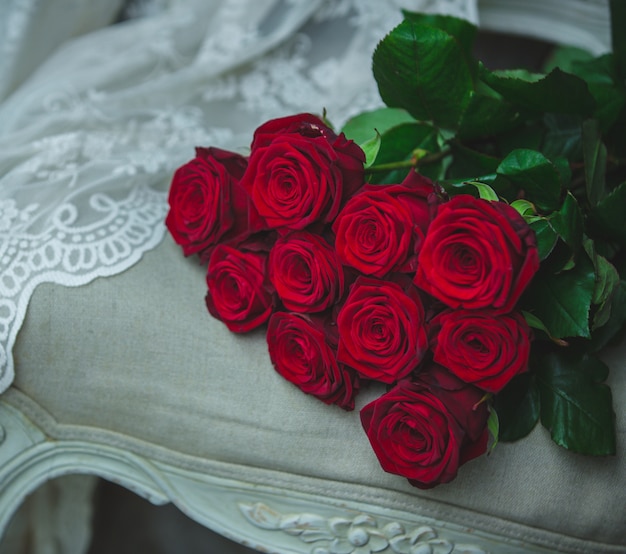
{"left": 0, "top": 400, "right": 557, "bottom": 554}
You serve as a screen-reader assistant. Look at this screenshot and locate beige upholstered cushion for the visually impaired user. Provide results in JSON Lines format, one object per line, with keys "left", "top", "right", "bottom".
{"left": 7, "top": 234, "right": 625, "bottom": 553}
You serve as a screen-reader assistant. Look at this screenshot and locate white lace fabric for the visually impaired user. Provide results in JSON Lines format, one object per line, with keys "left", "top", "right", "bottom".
{"left": 0, "top": 0, "right": 477, "bottom": 393}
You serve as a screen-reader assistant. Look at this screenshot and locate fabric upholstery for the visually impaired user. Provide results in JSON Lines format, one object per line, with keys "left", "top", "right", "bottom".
{"left": 8, "top": 234, "right": 625, "bottom": 553}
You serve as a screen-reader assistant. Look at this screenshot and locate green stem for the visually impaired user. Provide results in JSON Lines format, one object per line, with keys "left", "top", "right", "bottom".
{"left": 364, "top": 148, "right": 451, "bottom": 174}
{"left": 364, "top": 159, "right": 416, "bottom": 173}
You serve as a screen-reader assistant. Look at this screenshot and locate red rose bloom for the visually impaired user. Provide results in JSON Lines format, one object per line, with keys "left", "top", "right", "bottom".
{"left": 166, "top": 147, "right": 253, "bottom": 256}
{"left": 269, "top": 231, "right": 345, "bottom": 313}
{"left": 241, "top": 113, "right": 365, "bottom": 232}
{"left": 267, "top": 311, "right": 359, "bottom": 410}
{"left": 414, "top": 195, "right": 539, "bottom": 313}
{"left": 337, "top": 275, "right": 428, "bottom": 383}
{"left": 333, "top": 171, "right": 443, "bottom": 277}
{"left": 205, "top": 244, "right": 275, "bottom": 333}
{"left": 360, "top": 366, "right": 489, "bottom": 489}
{"left": 429, "top": 309, "right": 531, "bottom": 393}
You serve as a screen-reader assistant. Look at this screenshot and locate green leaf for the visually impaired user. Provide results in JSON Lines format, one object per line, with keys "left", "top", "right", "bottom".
{"left": 529, "top": 218, "right": 558, "bottom": 260}
{"left": 590, "top": 280, "right": 626, "bottom": 351}
{"left": 583, "top": 239, "right": 621, "bottom": 330}
{"left": 446, "top": 141, "right": 500, "bottom": 180}
{"left": 537, "top": 351, "right": 616, "bottom": 455}
{"left": 541, "top": 113, "right": 583, "bottom": 161}
{"left": 496, "top": 149, "right": 562, "bottom": 211}
{"left": 369, "top": 122, "right": 442, "bottom": 183}
{"left": 487, "top": 408, "right": 499, "bottom": 453}
{"left": 373, "top": 17, "right": 475, "bottom": 128}
{"left": 582, "top": 119, "right": 608, "bottom": 206}
{"left": 341, "top": 108, "right": 415, "bottom": 144}
{"left": 610, "top": 0, "right": 626, "bottom": 80}
{"left": 523, "top": 310, "right": 569, "bottom": 346}
{"left": 589, "top": 181, "right": 626, "bottom": 246}
{"left": 401, "top": 11, "right": 477, "bottom": 60}
{"left": 457, "top": 92, "right": 522, "bottom": 140}
{"left": 479, "top": 65, "right": 596, "bottom": 116}
{"left": 550, "top": 192, "right": 584, "bottom": 254}
{"left": 543, "top": 45, "right": 594, "bottom": 74}
{"left": 497, "top": 121, "right": 544, "bottom": 155}
{"left": 494, "top": 373, "right": 540, "bottom": 442}
{"left": 359, "top": 132, "right": 382, "bottom": 168}
{"left": 511, "top": 199, "right": 538, "bottom": 218}
{"left": 466, "top": 181, "right": 499, "bottom": 201}
{"left": 523, "top": 251, "right": 596, "bottom": 339}
{"left": 571, "top": 54, "right": 626, "bottom": 130}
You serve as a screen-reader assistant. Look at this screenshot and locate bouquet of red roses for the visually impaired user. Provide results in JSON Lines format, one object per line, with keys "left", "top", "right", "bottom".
{"left": 166, "top": 5, "right": 625, "bottom": 488}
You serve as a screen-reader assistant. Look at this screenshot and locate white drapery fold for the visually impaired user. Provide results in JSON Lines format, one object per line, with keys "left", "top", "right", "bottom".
{"left": 0, "top": 0, "right": 478, "bottom": 393}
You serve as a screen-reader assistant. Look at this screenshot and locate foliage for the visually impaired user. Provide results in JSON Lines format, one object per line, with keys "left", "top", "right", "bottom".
{"left": 342, "top": 4, "right": 626, "bottom": 455}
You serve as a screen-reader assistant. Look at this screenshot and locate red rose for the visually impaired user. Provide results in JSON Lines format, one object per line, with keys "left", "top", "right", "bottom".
{"left": 269, "top": 231, "right": 345, "bottom": 313}
{"left": 205, "top": 244, "right": 275, "bottom": 333}
{"left": 241, "top": 113, "right": 365, "bottom": 231}
{"left": 267, "top": 311, "right": 359, "bottom": 410}
{"left": 360, "top": 366, "right": 489, "bottom": 489}
{"left": 414, "top": 195, "right": 539, "bottom": 313}
{"left": 333, "top": 171, "right": 443, "bottom": 277}
{"left": 429, "top": 309, "right": 531, "bottom": 393}
{"left": 337, "top": 275, "right": 428, "bottom": 383}
{"left": 166, "top": 147, "right": 254, "bottom": 256}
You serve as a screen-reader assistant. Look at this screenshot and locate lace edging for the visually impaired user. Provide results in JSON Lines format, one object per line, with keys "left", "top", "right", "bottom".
{"left": 0, "top": 185, "right": 168, "bottom": 393}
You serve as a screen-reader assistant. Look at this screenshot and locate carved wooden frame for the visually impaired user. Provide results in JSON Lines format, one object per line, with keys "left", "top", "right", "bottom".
{"left": 0, "top": 400, "right": 556, "bottom": 554}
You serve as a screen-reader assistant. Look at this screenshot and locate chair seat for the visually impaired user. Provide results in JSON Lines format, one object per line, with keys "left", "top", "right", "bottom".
{"left": 3, "top": 236, "right": 624, "bottom": 554}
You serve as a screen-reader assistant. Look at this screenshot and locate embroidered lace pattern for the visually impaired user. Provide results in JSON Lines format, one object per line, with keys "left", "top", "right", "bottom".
{"left": 0, "top": 0, "right": 477, "bottom": 392}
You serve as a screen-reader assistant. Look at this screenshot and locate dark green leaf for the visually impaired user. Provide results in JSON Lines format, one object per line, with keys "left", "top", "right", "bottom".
{"left": 610, "top": 0, "right": 626, "bottom": 80}
{"left": 550, "top": 192, "right": 584, "bottom": 253}
{"left": 497, "top": 121, "right": 544, "bottom": 155}
{"left": 537, "top": 351, "right": 616, "bottom": 455}
{"left": 543, "top": 45, "right": 594, "bottom": 74}
{"left": 369, "top": 122, "right": 442, "bottom": 183}
{"left": 551, "top": 156, "right": 572, "bottom": 188}
{"left": 480, "top": 65, "right": 596, "bottom": 116}
{"left": 571, "top": 54, "right": 626, "bottom": 130}
{"left": 583, "top": 239, "right": 621, "bottom": 330}
{"left": 589, "top": 181, "right": 626, "bottom": 246}
{"left": 529, "top": 218, "right": 558, "bottom": 260}
{"left": 401, "top": 11, "right": 477, "bottom": 61}
{"left": 496, "top": 149, "right": 562, "bottom": 211}
{"left": 447, "top": 141, "right": 500, "bottom": 179}
{"left": 590, "top": 280, "right": 626, "bottom": 351}
{"left": 523, "top": 251, "right": 596, "bottom": 339}
{"left": 541, "top": 113, "right": 583, "bottom": 161}
{"left": 494, "top": 373, "right": 540, "bottom": 442}
{"left": 582, "top": 119, "right": 608, "bottom": 206}
{"left": 457, "top": 92, "right": 522, "bottom": 140}
{"left": 373, "top": 18, "right": 475, "bottom": 128}
{"left": 341, "top": 108, "right": 415, "bottom": 144}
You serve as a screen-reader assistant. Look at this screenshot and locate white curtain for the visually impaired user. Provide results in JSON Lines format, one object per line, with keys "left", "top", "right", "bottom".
{"left": 0, "top": 0, "right": 478, "bottom": 393}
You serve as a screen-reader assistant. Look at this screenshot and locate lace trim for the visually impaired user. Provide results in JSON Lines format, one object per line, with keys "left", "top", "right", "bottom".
{"left": 0, "top": 0, "right": 477, "bottom": 394}
{"left": 0, "top": 187, "right": 168, "bottom": 392}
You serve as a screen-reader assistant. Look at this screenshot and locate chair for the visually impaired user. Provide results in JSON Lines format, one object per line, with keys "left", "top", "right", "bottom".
{"left": 1, "top": 1, "right": 623, "bottom": 552}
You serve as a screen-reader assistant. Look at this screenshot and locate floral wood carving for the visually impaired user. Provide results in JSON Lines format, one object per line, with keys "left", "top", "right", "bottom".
{"left": 238, "top": 502, "right": 488, "bottom": 554}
